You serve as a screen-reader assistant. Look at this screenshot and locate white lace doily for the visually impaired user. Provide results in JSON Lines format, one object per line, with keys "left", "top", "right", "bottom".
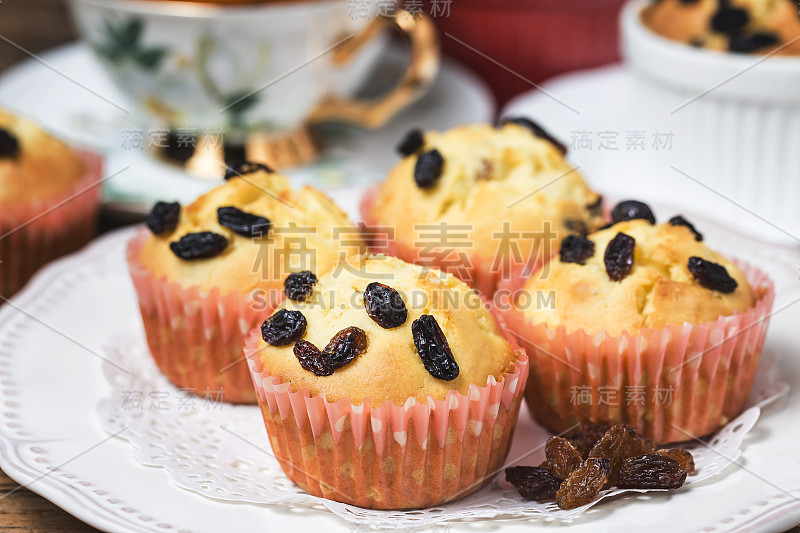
{"left": 97, "top": 334, "right": 788, "bottom": 528}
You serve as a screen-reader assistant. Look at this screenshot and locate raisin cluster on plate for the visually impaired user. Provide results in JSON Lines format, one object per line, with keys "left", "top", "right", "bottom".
{"left": 505, "top": 422, "right": 694, "bottom": 510}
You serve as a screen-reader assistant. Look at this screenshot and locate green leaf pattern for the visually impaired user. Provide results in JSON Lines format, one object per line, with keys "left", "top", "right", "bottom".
{"left": 94, "top": 17, "right": 167, "bottom": 71}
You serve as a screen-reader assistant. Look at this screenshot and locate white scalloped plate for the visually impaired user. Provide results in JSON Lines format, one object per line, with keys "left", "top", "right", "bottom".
{"left": 1, "top": 197, "right": 800, "bottom": 533}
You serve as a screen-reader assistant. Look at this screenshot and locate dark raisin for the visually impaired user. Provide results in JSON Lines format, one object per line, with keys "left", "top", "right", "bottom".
{"left": 169, "top": 232, "right": 228, "bottom": 260}
{"left": 363, "top": 282, "right": 407, "bottom": 329}
{"left": 283, "top": 271, "right": 317, "bottom": 302}
{"left": 669, "top": 215, "right": 703, "bottom": 241}
{"left": 397, "top": 128, "right": 424, "bottom": 156}
{"left": 499, "top": 116, "right": 567, "bottom": 155}
{"left": 294, "top": 340, "right": 332, "bottom": 376}
{"left": 0, "top": 128, "right": 20, "bottom": 158}
{"left": 545, "top": 437, "right": 584, "bottom": 480}
{"left": 687, "top": 256, "right": 738, "bottom": 293}
{"left": 224, "top": 161, "right": 273, "bottom": 180}
{"left": 617, "top": 454, "right": 688, "bottom": 489}
{"left": 567, "top": 438, "right": 589, "bottom": 459}
{"left": 565, "top": 423, "right": 623, "bottom": 460}
{"left": 324, "top": 326, "right": 367, "bottom": 370}
{"left": 556, "top": 458, "right": 611, "bottom": 510}
{"left": 611, "top": 200, "right": 656, "bottom": 225}
{"left": 146, "top": 201, "right": 180, "bottom": 235}
{"left": 412, "top": 314, "right": 459, "bottom": 381}
{"left": 414, "top": 149, "right": 444, "bottom": 189}
{"left": 587, "top": 196, "right": 604, "bottom": 218}
{"left": 505, "top": 466, "right": 562, "bottom": 501}
{"left": 604, "top": 233, "right": 635, "bottom": 282}
{"left": 711, "top": 6, "right": 749, "bottom": 34}
{"left": 293, "top": 327, "right": 366, "bottom": 376}
{"left": 678, "top": 0, "right": 701, "bottom": 3}
{"left": 632, "top": 436, "right": 657, "bottom": 457}
{"left": 578, "top": 421, "right": 612, "bottom": 453}
{"left": 729, "top": 32, "right": 779, "bottom": 53}
{"left": 261, "top": 309, "right": 307, "bottom": 346}
{"left": 560, "top": 235, "right": 595, "bottom": 265}
{"left": 588, "top": 424, "right": 647, "bottom": 486}
{"left": 565, "top": 219, "right": 589, "bottom": 236}
{"left": 217, "top": 206, "right": 271, "bottom": 238}
{"left": 656, "top": 448, "right": 695, "bottom": 474}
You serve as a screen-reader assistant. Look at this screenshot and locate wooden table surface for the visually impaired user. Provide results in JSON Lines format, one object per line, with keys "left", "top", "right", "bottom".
{"left": 0, "top": 470, "right": 100, "bottom": 532}
{"left": 0, "top": 2, "right": 798, "bottom": 533}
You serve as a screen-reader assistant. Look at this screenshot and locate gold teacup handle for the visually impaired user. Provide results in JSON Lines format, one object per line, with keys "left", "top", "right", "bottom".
{"left": 308, "top": 10, "right": 440, "bottom": 129}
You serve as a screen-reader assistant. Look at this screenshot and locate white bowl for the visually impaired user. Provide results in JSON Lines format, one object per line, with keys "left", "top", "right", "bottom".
{"left": 621, "top": 0, "right": 800, "bottom": 238}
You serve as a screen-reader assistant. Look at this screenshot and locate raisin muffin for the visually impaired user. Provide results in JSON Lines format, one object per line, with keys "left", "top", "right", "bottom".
{"left": 246, "top": 253, "right": 528, "bottom": 509}
{"left": 0, "top": 107, "right": 102, "bottom": 296}
{"left": 127, "top": 163, "right": 365, "bottom": 404}
{"left": 643, "top": 0, "right": 800, "bottom": 54}
{"left": 504, "top": 200, "right": 774, "bottom": 443}
{"left": 361, "top": 119, "right": 604, "bottom": 295}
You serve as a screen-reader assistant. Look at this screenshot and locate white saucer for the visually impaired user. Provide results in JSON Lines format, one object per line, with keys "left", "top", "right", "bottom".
{"left": 502, "top": 65, "right": 799, "bottom": 246}
{"left": 0, "top": 43, "right": 494, "bottom": 219}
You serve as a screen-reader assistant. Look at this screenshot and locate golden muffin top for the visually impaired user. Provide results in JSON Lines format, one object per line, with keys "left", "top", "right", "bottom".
{"left": 643, "top": 0, "right": 800, "bottom": 55}
{"left": 368, "top": 120, "right": 603, "bottom": 269}
{"left": 257, "top": 254, "right": 517, "bottom": 405}
{"left": 0, "top": 108, "right": 86, "bottom": 204}
{"left": 518, "top": 203, "right": 755, "bottom": 336}
{"left": 138, "top": 165, "right": 365, "bottom": 295}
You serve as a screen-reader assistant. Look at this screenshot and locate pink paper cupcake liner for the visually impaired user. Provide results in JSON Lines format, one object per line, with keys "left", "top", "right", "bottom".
{"left": 503, "top": 262, "right": 775, "bottom": 444}
{"left": 245, "top": 311, "right": 529, "bottom": 509}
{"left": 127, "top": 230, "right": 279, "bottom": 404}
{"left": 0, "top": 149, "right": 103, "bottom": 296}
{"left": 359, "top": 186, "right": 544, "bottom": 297}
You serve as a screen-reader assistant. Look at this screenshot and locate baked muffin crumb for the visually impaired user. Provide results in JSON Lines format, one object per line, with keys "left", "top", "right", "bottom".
{"left": 258, "top": 254, "right": 517, "bottom": 404}
{"left": 368, "top": 122, "right": 604, "bottom": 291}
{"left": 139, "top": 169, "right": 364, "bottom": 295}
{"left": 520, "top": 218, "right": 755, "bottom": 336}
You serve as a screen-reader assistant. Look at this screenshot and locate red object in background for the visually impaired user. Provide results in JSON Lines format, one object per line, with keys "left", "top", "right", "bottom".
{"left": 426, "top": 0, "right": 627, "bottom": 108}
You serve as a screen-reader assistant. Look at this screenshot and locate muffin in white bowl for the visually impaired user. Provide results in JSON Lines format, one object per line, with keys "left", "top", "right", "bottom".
{"left": 621, "top": 0, "right": 800, "bottom": 240}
